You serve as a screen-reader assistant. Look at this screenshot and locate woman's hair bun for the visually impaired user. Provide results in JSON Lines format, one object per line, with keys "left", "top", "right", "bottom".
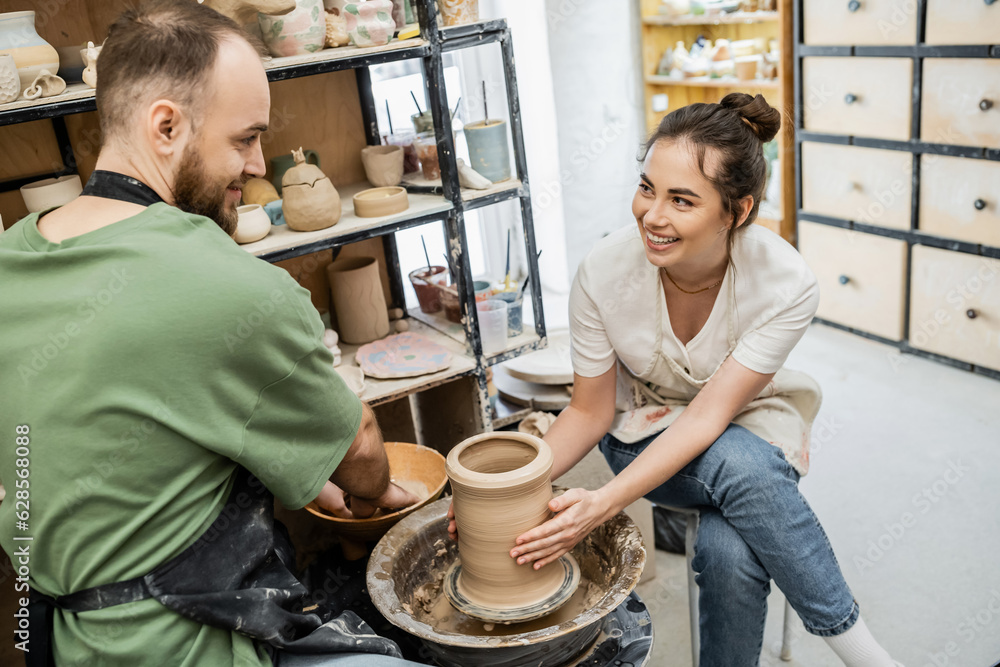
{"left": 720, "top": 92, "right": 780, "bottom": 143}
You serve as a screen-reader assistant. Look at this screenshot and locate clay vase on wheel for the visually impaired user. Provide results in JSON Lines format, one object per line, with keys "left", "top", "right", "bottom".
{"left": 445, "top": 432, "right": 578, "bottom": 622}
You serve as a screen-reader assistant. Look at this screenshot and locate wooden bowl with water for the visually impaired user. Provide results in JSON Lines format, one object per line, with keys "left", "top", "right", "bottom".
{"left": 304, "top": 441, "right": 447, "bottom": 542}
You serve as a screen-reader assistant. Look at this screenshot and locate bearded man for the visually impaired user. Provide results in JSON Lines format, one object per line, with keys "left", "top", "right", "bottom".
{"left": 0, "top": 2, "right": 423, "bottom": 665}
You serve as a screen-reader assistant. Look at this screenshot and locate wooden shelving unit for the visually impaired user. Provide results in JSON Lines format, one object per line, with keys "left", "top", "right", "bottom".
{"left": 0, "top": 1, "right": 546, "bottom": 446}
{"left": 638, "top": 0, "right": 795, "bottom": 244}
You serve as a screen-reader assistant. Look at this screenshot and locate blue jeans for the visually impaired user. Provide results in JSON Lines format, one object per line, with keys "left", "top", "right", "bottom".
{"left": 600, "top": 423, "right": 859, "bottom": 666}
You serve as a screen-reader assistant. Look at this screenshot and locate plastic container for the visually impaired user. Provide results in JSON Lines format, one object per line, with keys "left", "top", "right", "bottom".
{"left": 476, "top": 299, "right": 508, "bottom": 356}
{"left": 414, "top": 131, "right": 441, "bottom": 180}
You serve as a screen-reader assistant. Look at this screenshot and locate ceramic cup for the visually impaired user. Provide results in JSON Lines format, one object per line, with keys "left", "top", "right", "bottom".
{"left": 0, "top": 53, "right": 19, "bottom": 104}
{"left": 20, "top": 174, "right": 82, "bottom": 213}
{"left": 476, "top": 299, "right": 507, "bottom": 356}
{"left": 235, "top": 204, "right": 271, "bottom": 244}
{"left": 361, "top": 145, "right": 405, "bottom": 187}
{"left": 493, "top": 291, "right": 523, "bottom": 337}
{"left": 438, "top": 0, "right": 479, "bottom": 27}
{"left": 735, "top": 55, "right": 761, "bottom": 81}
{"left": 472, "top": 279, "right": 492, "bottom": 302}
{"left": 408, "top": 266, "right": 448, "bottom": 313}
{"left": 259, "top": 0, "right": 327, "bottom": 57}
{"left": 464, "top": 119, "right": 511, "bottom": 183}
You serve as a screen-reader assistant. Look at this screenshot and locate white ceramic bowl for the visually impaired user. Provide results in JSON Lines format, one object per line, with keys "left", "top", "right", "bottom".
{"left": 235, "top": 204, "right": 271, "bottom": 244}
{"left": 20, "top": 174, "right": 82, "bottom": 213}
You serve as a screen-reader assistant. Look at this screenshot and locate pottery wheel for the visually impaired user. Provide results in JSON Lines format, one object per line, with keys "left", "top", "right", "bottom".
{"left": 443, "top": 553, "right": 581, "bottom": 624}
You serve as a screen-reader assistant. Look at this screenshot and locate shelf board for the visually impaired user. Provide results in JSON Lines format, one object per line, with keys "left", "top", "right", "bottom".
{"left": 0, "top": 38, "right": 430, "bottom": 126}
{"left": 409, "top": 304, "right": 543, "bottom": 363}
{"left": 240, "top": 182, "right": 452, "bottom": 260}
{"left": 401, "top": 173, "right": 523, "bottom": 206}
{"left": 642, "top": 11, "right": 779, "bottom": 26}
{"left": 262, "top": 37, "right": 429, "bottom": 80}
{"left": 339, "top": 319, "right": 477, "bottom": 406}
{"left": 645, "top": 74, "right": 780, "bottom": 89}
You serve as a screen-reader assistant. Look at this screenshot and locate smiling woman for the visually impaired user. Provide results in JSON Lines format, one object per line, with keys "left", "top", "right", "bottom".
{"left": 500, "top": 94, "right": 904, "bottom": 666}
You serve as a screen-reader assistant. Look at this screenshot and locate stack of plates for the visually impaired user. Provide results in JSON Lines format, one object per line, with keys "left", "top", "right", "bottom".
{"left": 495, "top": 330, "right": 574, "bottom": 411}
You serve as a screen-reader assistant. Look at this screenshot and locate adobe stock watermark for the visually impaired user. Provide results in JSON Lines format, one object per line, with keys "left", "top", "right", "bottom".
{"left": 532, "top": 118, "right": 628, "bottom": 213}
{"left": 853, "top": 459, "right": 970, "bottom": 575}
{"left": 16, "top": 267, "right": 134, "bottom": 385}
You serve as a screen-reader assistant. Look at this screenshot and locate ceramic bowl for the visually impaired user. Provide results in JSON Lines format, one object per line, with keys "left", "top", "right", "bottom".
{"left": 303, "top": 441, "right": 448, "bottom": 542}
{"left": 20, "top": 174, "right": 82, "bottom": 213}
{"left": 352, "top": 186, "right": 408, "bottom": 218}
{"left": 360, "top": 145, "right": 404, "bottom": 187}
{"left": 234, "top": 204, "right": 271, "bottom": 244}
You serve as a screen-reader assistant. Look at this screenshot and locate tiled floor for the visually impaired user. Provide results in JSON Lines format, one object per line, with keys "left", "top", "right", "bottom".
{"left": 634, "top": 323, "right": 1000, "bottom": 667}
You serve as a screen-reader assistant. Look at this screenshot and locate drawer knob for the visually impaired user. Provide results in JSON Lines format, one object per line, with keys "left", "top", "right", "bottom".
{"left": 838, "top": 275, "right": 850, "bottom": 285}
{"left": 975, "top": 198, "right": 987, "bottom": 211}
{"left": 981, "top": 99, "right": 994, "bottom": 111}
{"left": 848, "top": 0, "right": 861, "bottom": 11}
{"left": 845, "top": 93, "right": 858, "bottom": 105}
{"left": 966, "top": 309, "right": 978, "bottom": 319}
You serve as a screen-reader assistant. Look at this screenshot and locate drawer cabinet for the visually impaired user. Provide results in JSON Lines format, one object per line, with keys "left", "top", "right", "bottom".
{"left": 919, "top": 155, "right": 1000, "bottom": 248}
{"left": 910, "top": 246, "right": 1000, "bottom": 372}
{"left": 802, "top": 57, "right": 912, "bottom": 141}
{"left": 803, "top": 0, "right": 917, "bottom": 46}
{"left": 798, "top": 222, "right": 908, "bottom": 341}
{"left": 801, "top": 142, "right": 912, "bottom": 230}
{"left": 921, "top": 59, "right": 1000, "bottom": 149}
{"left": 925, "top": 0, "right": 1000, "bottom": 46}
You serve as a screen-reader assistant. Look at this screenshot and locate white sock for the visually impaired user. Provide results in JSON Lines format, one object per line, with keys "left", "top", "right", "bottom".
{"left": 823, "top": 615, "right": 899, "bottom": 667}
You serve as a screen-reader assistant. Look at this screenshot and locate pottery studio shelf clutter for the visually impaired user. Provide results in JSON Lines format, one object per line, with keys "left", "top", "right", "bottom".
{"left": 409, "top": 305, "right": 541, "bottom": 366}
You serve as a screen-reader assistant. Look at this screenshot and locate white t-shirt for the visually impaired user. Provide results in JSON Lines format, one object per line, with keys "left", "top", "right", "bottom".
{"left": 569, "top": 223, "right": 822, "bottom": 475}
{"left": 571, "top": 222, "right": 820, "bottom": 380}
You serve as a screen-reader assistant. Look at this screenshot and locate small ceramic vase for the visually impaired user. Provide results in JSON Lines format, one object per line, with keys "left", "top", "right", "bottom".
{"left": 438, "top": 0, "right": 479, "bottom": 27}
{"left": 361, "top": 144, "right": 404, "bottom": 186}
{"left": 0, "top": 11, "right": 59, "bottom": 91}
{"left": 327, "top": 256, "right": 390, "bottom": 344}
{"left": 81, "top": 41, "right": 101, "bottom": 89}
{"left": 259, "top": 0, "right": 326, "bottom": 57}
{"left": 20, "top": 175, "right": 83, "bottom": 213}
{"left": 234, "top": 204, "right": 272, "bottom": 244}
{"left": 325, "top": 10, "right": 349, "bottom": 47}
{"left": 0, "top": 53, "right": 19, "bottom": 104}
{"left": 344, "top": 0, "right": 395, "bottom": 47}
{"left": 22, "top": 69, "right": 66, "bottom": 100}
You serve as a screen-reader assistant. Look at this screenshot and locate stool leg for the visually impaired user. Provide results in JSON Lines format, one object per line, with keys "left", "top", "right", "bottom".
{"left": 780, "top": 597, "right": 793, "bottom": 661}
{"left": 686, "top": 512, "right": 700, "bottom": 667}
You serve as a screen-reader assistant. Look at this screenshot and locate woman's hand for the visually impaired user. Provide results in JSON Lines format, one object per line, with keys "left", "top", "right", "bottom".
{"left": 510, "top": 488, "right": 614, "bottom": 570}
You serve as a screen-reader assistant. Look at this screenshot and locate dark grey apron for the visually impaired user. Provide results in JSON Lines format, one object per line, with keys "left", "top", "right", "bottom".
{"left": 26, "top": 172, "right": 402, "bottom": 665}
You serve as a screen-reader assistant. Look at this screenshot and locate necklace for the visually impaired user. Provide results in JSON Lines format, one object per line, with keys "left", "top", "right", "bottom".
{"left": 662, "top": 266, "right": 724, "bottom": 294}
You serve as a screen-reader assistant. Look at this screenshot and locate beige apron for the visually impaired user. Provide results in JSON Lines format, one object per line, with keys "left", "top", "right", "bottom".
{"left": 608, "top": 264, "right": 822, "bottom": 476}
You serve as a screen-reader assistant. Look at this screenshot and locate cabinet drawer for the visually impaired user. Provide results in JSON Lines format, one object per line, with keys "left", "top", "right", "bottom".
{"left": 803, "top": 0, "right": 916, "bottom": 46}
{"left": 919, "top": 155, "right": 1000, "bottom": 248}
{"left": 801, "top": 142, "right": 911, "bottom": 230}
{"left": 910, "top": 246, "right": 1000, "bottom": 371}
{"left": 921, "top": 59, "right": 1000, "bottom": 149}
{"left": 802, "top": 58, "right": 912, "bottom": 141}
{"left": 925, "top": 0, "right": 1000, "bottom": 45}
{"left": 798, "top": 221, "right": 908, "bottom": 340}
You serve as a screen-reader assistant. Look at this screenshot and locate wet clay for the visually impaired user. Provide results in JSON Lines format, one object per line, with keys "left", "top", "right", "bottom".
{"left": 445, "top": 433, "right": 570, "bottom": 614}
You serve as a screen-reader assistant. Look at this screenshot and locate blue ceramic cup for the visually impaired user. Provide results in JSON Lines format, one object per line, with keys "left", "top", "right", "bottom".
{"left": 493, "top": 291, "right": 523, "bottom": 337}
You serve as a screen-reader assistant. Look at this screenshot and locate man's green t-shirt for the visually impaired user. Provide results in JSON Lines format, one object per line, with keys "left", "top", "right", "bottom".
{"left": 0, "top": 203, "right": 363, "bottom": 666}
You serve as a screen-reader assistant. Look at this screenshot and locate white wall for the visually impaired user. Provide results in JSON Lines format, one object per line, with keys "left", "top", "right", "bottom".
{"left": 543, "top": 0, "right": 647, "bottom": 276}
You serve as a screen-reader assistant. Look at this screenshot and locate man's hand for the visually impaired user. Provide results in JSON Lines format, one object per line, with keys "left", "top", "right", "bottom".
{"left": 314, "top": 481, "right": 354, "bottom": 519}
{"left": 348, "top": 482, "right": 421, "bottom": 519}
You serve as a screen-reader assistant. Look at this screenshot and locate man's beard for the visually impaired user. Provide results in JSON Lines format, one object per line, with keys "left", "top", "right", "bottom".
{"left": 173, "top": 143, "right": 243, "bottom": 236}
